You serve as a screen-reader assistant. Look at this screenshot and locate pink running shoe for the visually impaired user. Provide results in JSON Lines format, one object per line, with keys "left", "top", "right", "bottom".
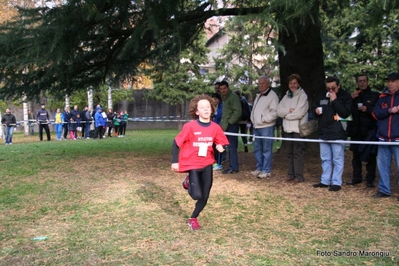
{"left": 188, "top": 218, "right": 201, "bottom": 230}
{"left": 182, "top": 174, "right": 189, "bottom": 190}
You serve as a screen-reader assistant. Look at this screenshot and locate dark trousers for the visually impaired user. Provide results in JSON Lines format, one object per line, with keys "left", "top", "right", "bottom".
{"left": 352, "top": 144, "right": 376, "bottom": 183}
{"left": 107, "top": 127, "right": 113, "bottom": 137}
{"left": 285, "top": 132, "right": 305, "bottom": 181}
{"left": 239, "top": 123, "right": 248, "bottom": 145}
{"left": 122, "top": 123, "right": 127, "bottom": 135}
{"left": 39, "top": 124, "right": 51, "bottom": 141}
{"left": 114, "top": 125, "right": 120, "bottom": 135}
{"left": 226, "top": 123, "right": 239, "bottom": 171}
{"left": 63, "top": 124, "right": 68, "bottom": 139}
{"left": 81, "top": 124, "right": 86, "bottom": 137}
{"left": 248, "top": 123, "right": 253, "bottom": 142}
{"left": 94, "top": 126, "right": 104, "bottom": 139}
{"left": 85, "top": 122, "right": 91, "bottom": 138}
{"left": 188, "top": 165, "right": 213, "bottom": 218}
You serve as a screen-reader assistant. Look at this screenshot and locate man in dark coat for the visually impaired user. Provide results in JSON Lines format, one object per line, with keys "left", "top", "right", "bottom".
{"left": 346, "top": 74, "right": 380, "bottom": 187}
{"left": 312, "top": 76, "right": 352, "bottom": 192}
{"left": 1, "top": 108, "right": 17, "bottom": 145}
{"left": 36, "top": 104, "right": 51, "bottom": 141}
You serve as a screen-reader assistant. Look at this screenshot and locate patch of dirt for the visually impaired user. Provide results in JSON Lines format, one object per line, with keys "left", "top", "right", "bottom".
{"left": 209, "top": 142, "right": 388, "bottom": 196}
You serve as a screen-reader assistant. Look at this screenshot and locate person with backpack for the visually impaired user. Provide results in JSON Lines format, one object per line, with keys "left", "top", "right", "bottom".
{"left": 234, "top": 89, "right": 251, "bottom": 153}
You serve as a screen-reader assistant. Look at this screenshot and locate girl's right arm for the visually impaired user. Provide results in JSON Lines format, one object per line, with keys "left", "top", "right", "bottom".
{"left": 171, "top": 139, "right": 179, "bottom": 172}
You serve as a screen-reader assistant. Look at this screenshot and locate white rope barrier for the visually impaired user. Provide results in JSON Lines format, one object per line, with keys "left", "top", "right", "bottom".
{"left": 6, "top": 116, "right": 190, "bottom": 126}
{"left": 224, "top": 132, "right": 399, "bottom": 145}
{"left": 3, "top": 116, "right": 397, "bottom": 146}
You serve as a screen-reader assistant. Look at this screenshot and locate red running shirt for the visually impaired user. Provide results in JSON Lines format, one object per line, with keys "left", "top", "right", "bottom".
{"left": 175, "top": 120, "right": 229, "bottom": 172}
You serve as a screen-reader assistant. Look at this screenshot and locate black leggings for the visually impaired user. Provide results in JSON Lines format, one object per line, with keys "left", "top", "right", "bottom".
{"left": 188, "top": 165, "right": 213, "bottom": 218}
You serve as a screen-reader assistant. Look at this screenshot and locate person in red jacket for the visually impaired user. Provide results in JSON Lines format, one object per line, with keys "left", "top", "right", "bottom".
{"left": 171, "top": 94, "right": 229, "bottom": 230}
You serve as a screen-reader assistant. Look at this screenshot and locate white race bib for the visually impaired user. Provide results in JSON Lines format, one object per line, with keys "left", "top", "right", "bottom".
{"left": 198, "top": 143, "right": 208, "bottom": 157}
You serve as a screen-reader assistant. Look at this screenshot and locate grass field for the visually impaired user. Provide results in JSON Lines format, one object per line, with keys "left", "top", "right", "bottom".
{"left": 0, "top": 130, "right": 398, "bottom": 265}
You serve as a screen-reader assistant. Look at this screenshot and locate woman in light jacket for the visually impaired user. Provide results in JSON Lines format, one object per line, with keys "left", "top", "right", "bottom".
{"left": 277, "top": 74, "right": 309, "bottom": 183}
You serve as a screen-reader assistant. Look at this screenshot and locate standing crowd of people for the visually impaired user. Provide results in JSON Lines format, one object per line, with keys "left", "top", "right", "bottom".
{"left": 171, "top": 71, "right": 399, "bottom": 230}
{"left": 1, "top": 104, "right": 129, "bottom": 142}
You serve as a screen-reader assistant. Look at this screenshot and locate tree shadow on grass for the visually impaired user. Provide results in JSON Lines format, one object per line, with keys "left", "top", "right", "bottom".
{"left": 136, "top": 181, "right": 186, "bottom": 218}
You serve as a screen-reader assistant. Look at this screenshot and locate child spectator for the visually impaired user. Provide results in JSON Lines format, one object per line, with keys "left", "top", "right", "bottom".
{"left": 54, "top": 108, "right": 64, "bottom": 141}
{"left": 75, "top": 113, "right": 82, "bottom": 139}
{"left": 68, "top": 117, "right": 77, "bottom": 140}
{"left": 122, "top": 110, "right": 129, "bottom": 136}
{"left": 113, "top": 112, "right": 121, "bottom": 137}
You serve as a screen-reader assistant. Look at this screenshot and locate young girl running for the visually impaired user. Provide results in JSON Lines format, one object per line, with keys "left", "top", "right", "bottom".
{"left": 171, "top": 94, "right": 229, "bottom": 230}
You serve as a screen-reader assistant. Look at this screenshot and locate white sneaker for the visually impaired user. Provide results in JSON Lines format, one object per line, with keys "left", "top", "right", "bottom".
{"left": 250, "top": 170, "right": 261, "bottom": 177}
{"left": 258, "top": 172, "right": 271, "bottom": 179}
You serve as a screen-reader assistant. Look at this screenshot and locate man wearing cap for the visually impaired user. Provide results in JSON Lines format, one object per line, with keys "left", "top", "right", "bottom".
{"left": 346, "top": 74, "right": 380, "bottom": 187}
{"left": 94, "top": 107, "right": 106, "bottom": 139}
{"left": 372, "top": 72, "right": 399, "bottom": 199}
{"left": 36, "top": 104, "right": 51, "bottom": 141}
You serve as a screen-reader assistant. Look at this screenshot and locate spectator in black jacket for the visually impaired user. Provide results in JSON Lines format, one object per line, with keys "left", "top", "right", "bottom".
{"left": 70, "top": 105, "right": 79, "bottom": 120}
{"left": 36, "top": 104, "right": 51, "bottom": 141}
{"left": 70, "top": 105, "right": 80, "bottom": 137}
{"left": 1, "top": 108, "right": 17, "bottom": 145}
{"left": 234, "top": 89, "right": 250, "bottom": 153}
{"left": 63, "top": 107, "right": 71, "bottom": 140}
{"left": 80, "top": 106, "right": 88, "bottom": 138}
{"left": 312, "top": 76, "right": 352, "bottom": 192}
{"left": 106, "top": 108, "right": 115, "bottom": 137}
{"left": 346, "top": 74, "right": 380, "bottom": 187}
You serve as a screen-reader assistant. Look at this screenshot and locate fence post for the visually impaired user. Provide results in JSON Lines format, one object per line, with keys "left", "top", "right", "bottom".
{"left": 23, "top": 101, "right": 29, "bottom": 136}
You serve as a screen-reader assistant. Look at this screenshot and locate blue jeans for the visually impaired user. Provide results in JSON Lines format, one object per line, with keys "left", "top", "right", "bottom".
{"left": 85, "top": 122, "right": 92, "bottom": 138}
{"left": 28, "top": 123, "right": 34, "bottom": 135}
{"left": 4, "top": 126, "right": 14, "bottom": 144}
{"left": 377, "top": 143, "right": 399, "bottom": 195}
{"left": 226, "top": 123, "right": 239, "bottom": 171}
{"left": 320, "top": 141, "right": 345, "bottom": 186}
{"left": 55, "top": 124, "right": 63, "bottom": 140}
{"left": 253, "top": 126, "right": 274, "bottom": 173}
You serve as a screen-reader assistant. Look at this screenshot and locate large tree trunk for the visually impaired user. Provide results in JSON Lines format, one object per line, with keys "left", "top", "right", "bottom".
{"left": 278, "top": 0, "right": 325, "bottom": 106}
{"left": 277, "top": 0, "right": 323, "bottom": 154}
